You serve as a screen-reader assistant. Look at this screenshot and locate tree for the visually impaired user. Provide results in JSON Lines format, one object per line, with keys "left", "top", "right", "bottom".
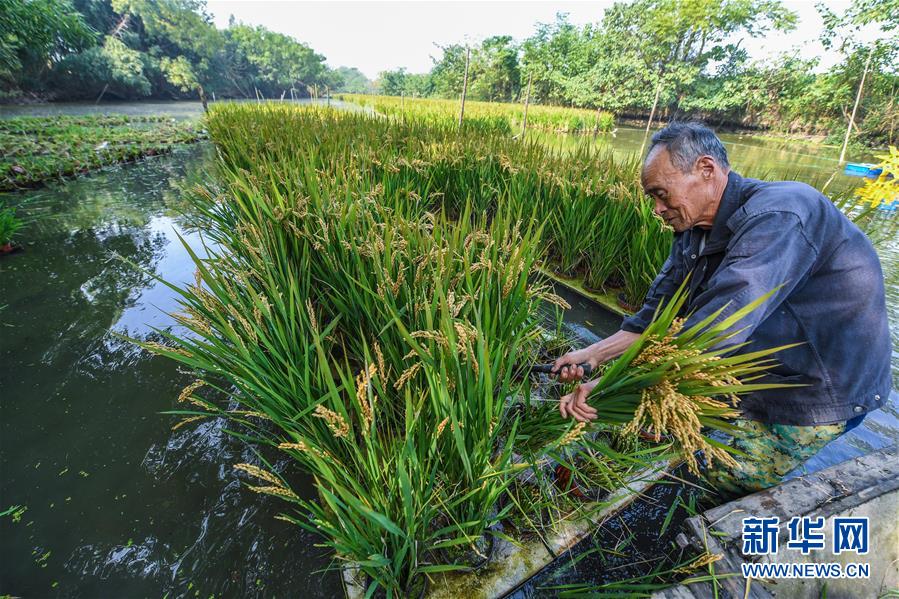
{"left": 225, "top": 24, "right": 328, "bottom": 97}
{"left": 818, "top": 0, "right": 899, "bottom": 146}
{"left": 0, "top": 0, "right": 95, "bottom": 89}
{"left": 468, "top": 36, "right": 520, "bottom": 102}
{"left": 377, "top": 68, "right": 408, "bottom": 96}
{"left": 428, "top": 43, "right": 468, "bottom": 98}
{"left": 333, "top": 66, "right": 372, "bottom": 94}
{"left": 520, "top": 14, "right": 585, "bottom": 105}
{"left": 591, "top": 0, "right": 797, "bottom": 116}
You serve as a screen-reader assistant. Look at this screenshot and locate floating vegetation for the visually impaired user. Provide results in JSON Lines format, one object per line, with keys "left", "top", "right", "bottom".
{"left": 136, "top": 103, "right": 789, "bottom": 595}
{"left": 0, "top": 115, "right": 205, "bottom": 190}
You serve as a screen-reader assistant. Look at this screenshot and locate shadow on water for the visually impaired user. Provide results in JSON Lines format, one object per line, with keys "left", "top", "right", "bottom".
{"left": 0, "top": 145, "right": 342, "bottom": 597}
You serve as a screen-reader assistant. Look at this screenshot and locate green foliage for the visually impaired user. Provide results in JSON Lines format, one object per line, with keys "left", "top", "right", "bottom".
{"left": 225, "top": 24, "right": 327, "bottom": 96}
{"left": 159, "top": 55, "right": 198, "bottom": 92}
{"left": 332, "top": 66, "right": 372, "bottom": 94}
{"left": 3, "top": 0, "right": 339, "bottom": 100}
{"left": 377, "top": 68, "right": 409, "bottom": 96}
{"left": 0, "top": 0, "right": 95, "bottom": 88}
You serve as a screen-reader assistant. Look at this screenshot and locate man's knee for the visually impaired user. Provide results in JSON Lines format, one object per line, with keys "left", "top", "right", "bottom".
{"left": 704, "top": 418, "right": 849, "bottom": 501}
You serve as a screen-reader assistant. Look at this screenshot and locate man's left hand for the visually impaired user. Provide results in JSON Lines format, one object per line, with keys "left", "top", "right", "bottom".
{"left": 560, "top": 379, "right": 599, "bottom": 422}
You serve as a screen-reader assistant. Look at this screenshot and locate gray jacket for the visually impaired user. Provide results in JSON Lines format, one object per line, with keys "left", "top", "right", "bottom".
{"left": 621, "top": 171, "right": 892, "bottom": 426}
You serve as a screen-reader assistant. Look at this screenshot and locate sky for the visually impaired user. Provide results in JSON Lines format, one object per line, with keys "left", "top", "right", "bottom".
{"left": 204, "top": 1, "right": 879, "bottom": 80}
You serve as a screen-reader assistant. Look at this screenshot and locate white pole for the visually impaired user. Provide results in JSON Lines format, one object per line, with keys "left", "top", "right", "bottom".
{"left": 521, "top": 72, "right": 532, "bottom": 137}
{"left": 639, "top": 76, "right": 663, "bottom": 156}
{"left": 458, "top": 46, "right": 470, "bottom": 128}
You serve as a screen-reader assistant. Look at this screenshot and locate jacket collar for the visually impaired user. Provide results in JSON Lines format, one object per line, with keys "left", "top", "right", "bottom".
{"left": 699, "top": 170, "right": 743, "bottom": 255}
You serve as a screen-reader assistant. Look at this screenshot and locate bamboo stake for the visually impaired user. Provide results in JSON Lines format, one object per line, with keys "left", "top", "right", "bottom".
{"left": 639, "top": 76, "right": 663, "bottom": 157}
{"left": 839, "top": 49, "right": 872, "bottom": 165}
{"left": 459, "top": 46, "right": 470, "bottom": 128}
{"left": 95, "top": 83, "right": 109, "bottom": 104}
{"left": 199, "top": 85, "right": 208, "bottom": 113}
{"left": 888, "top": 82, "right": 895, "bottom": 146}
{"left": 521, "top": 72, "right": 532, "bottom": 138}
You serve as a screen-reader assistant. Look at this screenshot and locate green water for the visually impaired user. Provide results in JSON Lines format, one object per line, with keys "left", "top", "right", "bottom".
{"left": 530, "top": 125, "right": 879, "bottom": 195}
{"left": 0, "top": 146, "right": 341, "bottom": 597}
{"left": 0, "top": 113, "right": 895, "bottom": 597}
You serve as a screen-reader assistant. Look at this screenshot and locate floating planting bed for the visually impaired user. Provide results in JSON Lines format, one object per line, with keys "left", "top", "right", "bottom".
{"left": 339, "top": 93, "right": 616, "bottom": 135}
{"left": 138, "top": 103, "right": 790, "bottom": 596}
{"left": 0, "top": 115, "right": 205, "bottom": 190}
{"left": 343, "top": 459, "right": 670, "bottom": 599}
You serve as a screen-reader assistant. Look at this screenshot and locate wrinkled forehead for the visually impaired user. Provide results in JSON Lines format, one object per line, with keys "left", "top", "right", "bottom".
{"left": 641, "top": 146, "right": 672, "bottom": 187}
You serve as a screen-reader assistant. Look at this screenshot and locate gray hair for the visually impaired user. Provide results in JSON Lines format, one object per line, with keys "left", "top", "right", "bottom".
{"left": 645, "top": 122, "right": 730, "bottom": 173}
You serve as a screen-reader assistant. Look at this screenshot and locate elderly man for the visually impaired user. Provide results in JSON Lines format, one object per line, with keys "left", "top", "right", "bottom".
{"left": 553, "top": 122, "right": 892, "bottom": 498}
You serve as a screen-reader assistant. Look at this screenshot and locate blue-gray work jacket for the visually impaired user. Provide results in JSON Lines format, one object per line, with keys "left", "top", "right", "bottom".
{"left": 620, "top": 171, "right": 892, "bottom": 426}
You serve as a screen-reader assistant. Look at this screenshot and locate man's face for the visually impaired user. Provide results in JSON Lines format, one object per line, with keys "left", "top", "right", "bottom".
{"left": 641, "top": 148, "right": 718, "bottom": 232}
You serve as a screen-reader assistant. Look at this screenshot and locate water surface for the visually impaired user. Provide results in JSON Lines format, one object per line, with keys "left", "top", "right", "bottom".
{"left": 0, "top": 146, "right": 341, "bottom": 597}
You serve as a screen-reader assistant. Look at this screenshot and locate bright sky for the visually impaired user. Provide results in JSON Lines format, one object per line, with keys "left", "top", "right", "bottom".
{"left": 205, "top": 1, "right": 879, "bottom": 80}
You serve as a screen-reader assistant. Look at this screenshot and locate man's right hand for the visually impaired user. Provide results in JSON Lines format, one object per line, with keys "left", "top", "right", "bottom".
{"left": 551, "top": 330, "right": 641, "bottom": 382}
{"left": 551, "top": 348, "right": 599, "bottom": 382}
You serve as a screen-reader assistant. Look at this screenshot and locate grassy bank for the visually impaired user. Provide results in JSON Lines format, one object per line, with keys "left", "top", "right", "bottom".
{"left": 340, "top": 93, "right": 615, "bottom": 135}
{"left": 136, "top": 103, "right": 790, "bottom": 595}
{"left": 0, "top": 115, "right": 205, "bottom": 191}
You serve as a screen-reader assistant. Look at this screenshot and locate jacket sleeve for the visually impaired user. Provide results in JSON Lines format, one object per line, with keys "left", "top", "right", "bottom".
{"left": 621, "top": 242, "right": 683, "bottom": 333}
{"left": 684, "top": 211, "right": 819, "bottom": 346}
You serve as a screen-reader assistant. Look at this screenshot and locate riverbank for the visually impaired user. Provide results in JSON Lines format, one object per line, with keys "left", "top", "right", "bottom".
{"left": 0, "top": 115, "right": 205, "bottom": 191}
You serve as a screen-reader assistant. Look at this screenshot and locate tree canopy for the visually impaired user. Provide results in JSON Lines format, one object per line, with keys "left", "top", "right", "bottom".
{"left": 381, "top": 0, "right": 895, "bottom": 146}
{"left": 1, "top": 0, "right": 371, "bottom": 100}
{"left": 2, "top": 0, "right": 895, "bottom": 146}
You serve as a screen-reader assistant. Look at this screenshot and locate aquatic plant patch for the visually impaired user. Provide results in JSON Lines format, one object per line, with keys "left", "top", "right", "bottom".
{"left": 0, "top": 115, "right": 205, "bottom": 191}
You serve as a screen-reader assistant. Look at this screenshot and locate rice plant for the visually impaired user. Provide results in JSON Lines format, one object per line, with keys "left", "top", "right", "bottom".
{"left": 517, "top": 281, "right": 794, "bottom": 475}
{"left": 341, "top": 93, "right": 616, "bottom": 134}
{"left": 135, "top": 103, "right": 788, "bottom": 596}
